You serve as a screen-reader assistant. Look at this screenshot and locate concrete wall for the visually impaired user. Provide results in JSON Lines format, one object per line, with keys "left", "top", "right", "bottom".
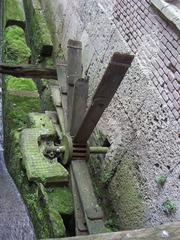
{"left": 40, "top": 0, "right": 180, "bottom": 230}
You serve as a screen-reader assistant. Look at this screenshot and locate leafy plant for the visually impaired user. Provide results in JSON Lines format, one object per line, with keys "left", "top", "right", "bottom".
{"left": 164, "top": 200, "right": 176, "bottom": 214}
{"left": 156, "top": 176, "right": 167, "bottom": 187}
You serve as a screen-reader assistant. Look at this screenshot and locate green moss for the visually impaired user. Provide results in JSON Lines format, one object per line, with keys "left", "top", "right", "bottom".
{"left": 156, "top": 176, "right": 167, "bottom": 187}
{"left": 5, "top": 94, "right": 40, "bottom": 130}
{"left": 23, "top": 0, "right": 52, "bottom": 60}
{"left": 164, "top": 200, "right": 176, "bottom": 214}
{"left": 41, "top": 84, "right": 55, "bottom": 111}
{"left": 4, "top": 26, "right": 31, "bottom": 64}
{"left": 4, "top": 0, "right": 25, "bottom": 26}
{"left": 47, "top": 187, "right": 74, "bottom": 215}
{"left": 6, "top": 76, "right": 37, "bottom": 91}
{"left": 48, "top": 207, "right": 66, "bottom": 237}
{"left": 108, "top": 158, "right": 146, "bottom": 230}
{"left": 28, "top": 112, "right": 55, "bottom": 131}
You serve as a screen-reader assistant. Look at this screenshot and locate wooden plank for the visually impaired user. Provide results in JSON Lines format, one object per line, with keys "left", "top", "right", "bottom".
{"left": 0, "top": 63, "right": 57, "bottom": 79}
{"left": 67, "top": 39, "right": 82, "bottom": 132}
{"left": 56, "top": 61, "right": 68, "bottom": 130}
{"left": 50, "top": 86, "right": 66, "bottom": 135}
{"left": 70, "top": 77, "right": 89, "bottom": 137}
{"left": 56, "top": 61, "right": 67, "bottom": 94}
{"left": 71, "top": 160, "right": 107, "bottom": 235}
{"left": 47, "top": 221, "right": 180, "bottom": 240}
{"left": 74, "top": 53, "right": 134, "bottom": 144}
{"left": 70, "top": 167, "right": 88, "bottom": 236}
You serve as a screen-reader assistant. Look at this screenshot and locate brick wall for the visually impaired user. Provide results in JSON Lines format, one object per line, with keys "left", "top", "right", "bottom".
{"left": 111, "top": 0, "right": 180, "bottom": 122}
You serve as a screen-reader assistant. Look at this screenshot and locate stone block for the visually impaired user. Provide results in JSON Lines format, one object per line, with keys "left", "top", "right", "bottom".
{"left": 23, "top": 0, "right": 53, "bottom": 59}
{"left": 20, "top": 128, "right": 69, "bottom": 183}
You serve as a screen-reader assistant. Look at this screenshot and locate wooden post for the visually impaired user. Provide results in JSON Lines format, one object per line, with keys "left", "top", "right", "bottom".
{"left": 57, "top": 61, "right": 68, "bottom": 130}
{"left": 70, "top": 77, "right": 89, "bottom": 137}
{"left": 71, "top": 160, "right": 107, "bottom": 235}
{"left": 67, "top": 40, "right": 82, "bottom": 133}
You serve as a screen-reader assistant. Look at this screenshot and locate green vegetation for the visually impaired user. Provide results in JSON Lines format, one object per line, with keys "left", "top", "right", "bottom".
{"left": 47, "top": 187, "right": 74, "bottom": 215}
{"left": 4, "top": 0, "right": 25, "bottom": 26}
{"left": 23, "top": 0, "right": 52, "bottom": 60}
{"left": 4, "top": 26, "right": 31, "bottom": 64}
{"left": 156, "top": 176, "right": 167, "bottom": 187}
{"left": 6, "top": 76, "right": 37, "bottom": 91}
{"left": 164, "top": 200, "right": 176, "bottom": 214}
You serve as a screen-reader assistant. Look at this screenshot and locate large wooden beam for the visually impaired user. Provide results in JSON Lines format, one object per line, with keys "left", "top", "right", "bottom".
{"left": 0, "top": 63, "right": 57, "bottom": 79}
{"left": 53, "top": 221, "right": 180, "bottom": 240}
{"left": 74, "top": 53, "right": 134, "bottom": 144}
{"left": 67, "top": 40, "right": 82, "bottom": 133}
{"left": 70, "top": 77, "right": 89, "bottom": 137}
{"left": 71, "top": 160, "right": 107, "bottom": 235}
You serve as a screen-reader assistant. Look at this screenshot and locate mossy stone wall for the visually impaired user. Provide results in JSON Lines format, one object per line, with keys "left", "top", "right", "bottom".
{"left": 23, "top": 0, "right": 53, "bottom": 60}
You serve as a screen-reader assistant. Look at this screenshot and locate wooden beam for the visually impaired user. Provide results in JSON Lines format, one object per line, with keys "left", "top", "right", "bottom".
{"left": 50, "top": 85, "right": 66, "bottom": 135}
{"left": 70, "top": 77, "right": 89, "bottom": 137}
{"left": 0, "top": 63, "right": 57, "bottom": 79}
{"left": 67, "top": 39, "right": 82, "bottom": 133}
{"left": 71, "top": 160, "right": 107, "bottom": 235}
{"left": 70, "top": 167, "right": 88, "bottom": 236}
{"left": 52, "top": 221, "right": 180, "bottom": 240}
{"left": 57, "top": 60, "right": 68, "bottom": 131}
{"left": 74, "top": 53, "right": 134, "bottom": 144}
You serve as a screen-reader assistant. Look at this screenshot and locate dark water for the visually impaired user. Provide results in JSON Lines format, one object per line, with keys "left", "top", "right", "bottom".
{"left": 0, "top": 0, "right": 36, "bottom": 239}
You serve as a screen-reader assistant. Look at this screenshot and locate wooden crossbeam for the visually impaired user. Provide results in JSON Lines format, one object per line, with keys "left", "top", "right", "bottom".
{"left": 74, "top": 53, "right": 134, "bottom": 144}
{"left": 59, "top": 221, "right": 180, "bottom": 240}
{"left": 0, "top": 63, "right": 58, "bottom": 79}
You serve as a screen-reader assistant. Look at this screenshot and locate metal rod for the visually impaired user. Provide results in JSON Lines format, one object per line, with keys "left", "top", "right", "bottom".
{"left": 44, "top": 146, "right": 108, "bottom": 155}
{"left": 89, "top": 147, "right": 108, "bottom": 154}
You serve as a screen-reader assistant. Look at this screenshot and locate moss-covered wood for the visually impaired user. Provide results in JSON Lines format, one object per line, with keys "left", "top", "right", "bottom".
{"left": 59, "top": 221, "right": 180, "bottom": 240}
{"left": 23, "top": 0, "right": 53, "bottom": 60}
{"left": 4, "top": 0, "right": 25, "bottom": 29}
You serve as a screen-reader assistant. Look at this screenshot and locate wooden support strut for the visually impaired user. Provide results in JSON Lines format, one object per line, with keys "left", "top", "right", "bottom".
{"left": 74, "top": 53, "right": 134, "bottom": 144}
{"left": 0, "top": 63, "right": 58, "bottom": 79}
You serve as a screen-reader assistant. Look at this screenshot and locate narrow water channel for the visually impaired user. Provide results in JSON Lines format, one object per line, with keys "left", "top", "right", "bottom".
{"left": 0, "top": 0, "right": 35, "bottom": 238}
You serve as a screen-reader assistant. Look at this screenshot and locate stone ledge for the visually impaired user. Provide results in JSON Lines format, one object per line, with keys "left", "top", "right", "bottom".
{"left": 151, "top": 0, "right": 180, "bottom": 31}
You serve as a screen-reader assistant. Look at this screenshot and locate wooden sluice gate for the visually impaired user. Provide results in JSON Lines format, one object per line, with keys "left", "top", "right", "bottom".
{"left": 1, "top": 39, "right": 180, "bottom": 239}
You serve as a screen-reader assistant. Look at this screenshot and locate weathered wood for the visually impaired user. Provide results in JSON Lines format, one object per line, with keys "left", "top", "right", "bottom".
{"left": 56, "top": 61, "right": 68, "bottom": 130}
{"left": 0, "top": 63, "right": 57, "bottom": 79}
{"left": 47, "top": 221, "right": 180, "bottom": 240}
{"left": 70, "top": 167, "right": 88, "bottom": 236}
{"left": 50, "top": 85, "right": 66, "bottom": 135}
{"left": 57, "top": 61, "right": 67, "bottom": 94}
{"left": 70, "top": 77, "right": 89, "bottom": 137}
{"left": 67, "top": 39, "right": 82, "bottom": 132}
{"left": 71, "top": 160, "right": 107, "bottom": 235}
{"left": 74, "top": 53, "right": 134, "bottom": 144}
